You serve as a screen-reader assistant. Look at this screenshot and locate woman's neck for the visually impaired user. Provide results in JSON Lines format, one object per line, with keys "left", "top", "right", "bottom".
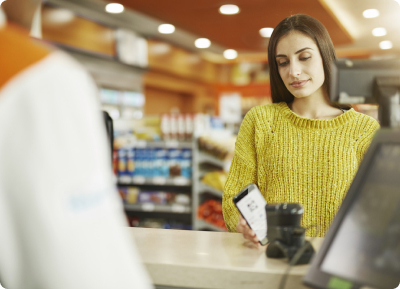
{"left": 288, "top": 92, "right": 343, "bottom": 120}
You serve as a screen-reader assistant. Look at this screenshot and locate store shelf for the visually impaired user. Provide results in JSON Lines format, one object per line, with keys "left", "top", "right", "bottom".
{"left": 118, "top": 176, "right": 192, "bottom": 186}
{"left": 124, "top": 203, "right": 191, "bottom": 214}
{"left": 198, "top": 151, "right": 228, "bottom": 168}
{"left": 196, "top": 219, "right": 226, "bottom": 232}
{"left": 198, "top": 182, "right": 223, "bottom": 197}
{"left": 133, "top": 140, "right": 193, "bottom": 149}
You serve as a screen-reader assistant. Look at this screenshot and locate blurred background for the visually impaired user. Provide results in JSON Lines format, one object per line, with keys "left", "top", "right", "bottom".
{"left": 34, "top": 0, "right": 396, "bottom": 231}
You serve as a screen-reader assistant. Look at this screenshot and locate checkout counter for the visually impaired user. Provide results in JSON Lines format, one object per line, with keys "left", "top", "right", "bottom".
{"left": 130, "top": 227, "right": 323, "bottom": 289}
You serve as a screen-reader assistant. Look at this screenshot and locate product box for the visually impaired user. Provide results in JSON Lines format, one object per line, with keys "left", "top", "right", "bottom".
{"left": 134, "top": 148, "right": 144, "bottom": 177}
{"left": 117, "top": 148, "right": 128, "bottom": 177}
{"left": 138, "top": 191, "right": 169, "bottom": 204}
{"left": 126, "top": 147, "right": 135, "bottom": 177}
{"left": 180, "top": 149, "right": 192, "bottom": 179}
{"left": 168, "top": 149, "right": 182, "bottom": 177}
{"left": 154, "top": 148, "right": 169, "bottom": 178}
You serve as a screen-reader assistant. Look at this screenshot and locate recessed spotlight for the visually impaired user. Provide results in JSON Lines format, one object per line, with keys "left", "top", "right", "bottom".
{"left": 363, "top": 9, "right": 379, "bottom": 18}
{"left": 219, "top": 4, "right": 240, "bottom": 15}
{"left": 223, "top": 49, "right": 238, "bottom": 59}
{"left": 372, "top": 27, "right": 387, "bottom": 37}
{"left": 195, "top": 38, "right": 211, "bottom": 49}
{"left": 43, "top": 9, "right": 75, "bottom": 25}
{"left": 105, "top": 3, "right": 124, "bottom": 14}
{"left": 259, "top": 27, "right": 274, "bottom": 38}
{"left": 379, "top": 40, "right": 393, "bottom": 50}
{"left": 158, "top": 24, "right": 175, "bottom": 34}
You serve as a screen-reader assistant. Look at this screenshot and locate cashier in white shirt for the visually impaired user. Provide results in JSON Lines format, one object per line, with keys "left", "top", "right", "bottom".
{"left": 0, "top": 0, "right": 152, "bottom": 288}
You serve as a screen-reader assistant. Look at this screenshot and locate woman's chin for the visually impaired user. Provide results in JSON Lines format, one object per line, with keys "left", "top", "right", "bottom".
{"left": 292, "top": 93, "right": 311, "bottom": 99}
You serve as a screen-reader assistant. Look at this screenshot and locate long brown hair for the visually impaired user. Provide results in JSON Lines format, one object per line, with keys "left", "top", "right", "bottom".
{"left": 268, "top": 14, "right": 337, "bottom": 104}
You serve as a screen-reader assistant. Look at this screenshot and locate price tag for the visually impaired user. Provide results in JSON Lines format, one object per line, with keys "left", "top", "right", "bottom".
{"left": 165, "top": 140, "right": 179, "bottom": 148}
{"left": 152, "top": 177, "right": 167, "bottom": 185}
{"left": 135, "top": 140, "right": 147, "bottom": 148}
{"left": 141, "top": 203, "right": 155, "bottom": 212}
{"left": 171, "top": 204, "right": 186, "bottom": 213}
{"left": 133, "top": 176, "right": 146, "bottom": 184}
{"left": 173, "top": 177, "right": 190, "bottom": 186}
{"left": 118, "top": 175, "right": 132, "bottom": 184}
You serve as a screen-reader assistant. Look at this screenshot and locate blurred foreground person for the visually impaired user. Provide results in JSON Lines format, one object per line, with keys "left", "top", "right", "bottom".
{"left": 0, "top": 1, "right": 152, "bottom": 288}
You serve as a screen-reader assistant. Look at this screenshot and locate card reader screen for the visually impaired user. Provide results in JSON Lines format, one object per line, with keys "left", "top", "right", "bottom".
{"left": 236, "top": 188, "right": 267, "bottom": 241}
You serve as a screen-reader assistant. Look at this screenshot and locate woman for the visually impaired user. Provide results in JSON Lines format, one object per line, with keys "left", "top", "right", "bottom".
{"left": 222, "top": 14, "right": 379, "bottom": 243}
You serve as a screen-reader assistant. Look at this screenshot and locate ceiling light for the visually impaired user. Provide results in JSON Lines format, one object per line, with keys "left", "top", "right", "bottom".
{"left": 372, "top": 27, "right": 387, "bottom": 37}
{"left": 219, "top": 4, "right": 240, "bottom": 15}
{"left": 259, "top": 27, "right": 274, "bottom": 38}
{"left": 195, "top": 38, "right": 211, "bottom": 49}
{"left": 363, "top": 9, "right": 379, "bottom": 18}
{"left": 44, "top": 9, "right": 75, "bottom": 25}
{"left": 379, "top": 40, "right": 393, "bottom": 50}
{"left": 158, "top": 24, "right": 175, "bottom": 34}
{"left": 105, "top": 3, "right": 124, "bottom": 14}
{"left": 223, "top": 49, "right": 238, "bottom": 59}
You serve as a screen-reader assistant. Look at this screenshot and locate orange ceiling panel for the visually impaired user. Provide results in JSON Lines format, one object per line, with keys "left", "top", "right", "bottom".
{"left": 115, "top": 0, "right": 352, "bottom": 52}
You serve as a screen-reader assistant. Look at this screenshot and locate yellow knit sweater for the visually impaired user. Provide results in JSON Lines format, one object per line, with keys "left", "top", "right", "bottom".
{"left": 223, "top": 102, "right": 380, "bottom": 237}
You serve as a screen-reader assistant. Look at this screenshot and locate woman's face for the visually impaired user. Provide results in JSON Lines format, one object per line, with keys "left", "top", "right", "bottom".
{"left": 275, "top": 31, "right": 326, "bottom": 100}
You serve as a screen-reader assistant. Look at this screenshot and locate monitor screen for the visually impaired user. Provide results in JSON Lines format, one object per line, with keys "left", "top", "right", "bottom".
{"left": 320, "top": 144, "right": 400, "bottom": 288}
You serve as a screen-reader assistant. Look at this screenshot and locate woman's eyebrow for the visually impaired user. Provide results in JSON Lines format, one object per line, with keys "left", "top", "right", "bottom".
{"left": 275, "top": 47, "right": 313, "bottom": 58}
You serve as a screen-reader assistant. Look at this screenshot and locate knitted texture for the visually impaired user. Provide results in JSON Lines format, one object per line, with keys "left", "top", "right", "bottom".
{"left": 223, "top": 102, "right": 380, "bottom": 237}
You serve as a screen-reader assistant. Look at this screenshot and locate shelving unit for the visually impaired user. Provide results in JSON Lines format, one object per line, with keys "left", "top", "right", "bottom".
{"left": 195, "top": 219, "right": 225, "bottom": 232}
{"left": 124, "top": 203, "right": 191, "bottom": 214}
{"left": 192, "top": 140, "right": 229, "bottom": 231}
{"left": 198, "top": 182, "right": 223, "bottom": 198}
{"left": 119, "top": 140, "right": 194, "bottom": 229}
{"left": 118, "top": 176, "right": 191, "bottom": 187}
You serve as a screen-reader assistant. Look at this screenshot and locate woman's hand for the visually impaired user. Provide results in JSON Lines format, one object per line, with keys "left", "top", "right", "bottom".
{"left": 236, "top": 215, "right": 260, "bottom": 246}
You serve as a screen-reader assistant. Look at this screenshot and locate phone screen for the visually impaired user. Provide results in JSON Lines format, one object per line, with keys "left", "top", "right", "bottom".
{"left": 235, "top": 187, "right": 267, "bottom": 244}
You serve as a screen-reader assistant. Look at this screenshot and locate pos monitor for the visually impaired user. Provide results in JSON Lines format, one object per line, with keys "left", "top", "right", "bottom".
{"left": 304, "top": 59, "right": 400, "bottom": 289}
{"left": 330, "top": 58, "right": 400, "bottom": 128}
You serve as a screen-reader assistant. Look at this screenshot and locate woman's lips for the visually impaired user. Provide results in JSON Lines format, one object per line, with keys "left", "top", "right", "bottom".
{"left": 290, "top": 80, "right": 309, "bottom": 88}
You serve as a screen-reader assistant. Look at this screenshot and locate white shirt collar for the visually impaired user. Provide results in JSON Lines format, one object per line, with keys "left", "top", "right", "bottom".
{"left": 0, "top": 6, "right": 6, "bottom": 28}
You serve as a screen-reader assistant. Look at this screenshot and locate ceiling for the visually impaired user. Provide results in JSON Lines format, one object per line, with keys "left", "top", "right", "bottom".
{"left": 323, "top": 0, "right": 400, "bottom": 57}
{"left": 115, "top": 0, "right": 353, "bottom": 52}
{"left": 46, "top": 0, "right": 400, "bottom": 60}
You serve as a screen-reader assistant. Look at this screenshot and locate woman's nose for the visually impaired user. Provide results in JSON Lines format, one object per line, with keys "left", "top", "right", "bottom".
{"left": 289, "top": 61, "right": 301, "bottom": 78}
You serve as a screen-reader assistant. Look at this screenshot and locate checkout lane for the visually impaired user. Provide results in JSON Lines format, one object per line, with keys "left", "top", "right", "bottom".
{"left": 129, "top": 227, "right": 324, "bottom": 289}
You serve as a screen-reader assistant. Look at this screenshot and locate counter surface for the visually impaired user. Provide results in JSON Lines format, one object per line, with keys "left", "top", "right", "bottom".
{"left": 129, "top": 227, "right": 323, "bottom": 289}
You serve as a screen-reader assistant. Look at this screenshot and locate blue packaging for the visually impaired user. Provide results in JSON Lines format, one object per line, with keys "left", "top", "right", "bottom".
{"left": 142, "top": 149, "right": 151, "bottom": 178}
{"left": 117, "top": 148, "right": 127, "bottom": 177}
{"left": 168, "top": 149, "right": 182, "bottom": 177}
{"left": 161, "top": 149, "right": 169, "bottom": 178}
{"left": 181, "top": 149, "right": 192, "bottom": 179}
{"left": 126, "top": 147, "right": 135, "bottom": 177}
{"left": 134, "top": 148, "right": 144, "bottom": 177}
{"left": 154, "top": 148, "right": 165, "bottom": 177}
{"left": 149, "top": 148, "right": 157, "bottom": 178}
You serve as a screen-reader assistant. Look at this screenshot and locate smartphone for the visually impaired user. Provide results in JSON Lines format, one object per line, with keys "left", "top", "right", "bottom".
{"left": 233, "top": 184, "right": 268, "bottom": 245}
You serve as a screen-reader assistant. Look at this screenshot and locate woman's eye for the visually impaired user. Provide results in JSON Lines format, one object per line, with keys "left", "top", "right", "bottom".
{"left": 300, "top": 57, "right": 311, "bottom": 61}
{"left": 278, "top": 61, "right": 288, "bottom": 67}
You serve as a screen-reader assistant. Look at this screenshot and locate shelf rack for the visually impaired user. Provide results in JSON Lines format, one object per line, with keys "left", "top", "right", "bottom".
{"left": 119, "top": 140, "right": 195, "bottom": 229}
{"left": 118, "top": 176, "right": 192, "bottom": 187}
{"left": 194, "top": 219, "right": 225, "bottom": 232}
{"left": 192, "top": 140, "right": 229, "bottom": 231}
{"left": 124, "top": 203, "right": 191, "bottom": 214}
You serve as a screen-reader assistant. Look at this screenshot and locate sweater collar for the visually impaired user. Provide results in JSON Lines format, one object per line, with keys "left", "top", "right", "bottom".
{"left": 277, "top": 102, "right": 357, "bottom": 129}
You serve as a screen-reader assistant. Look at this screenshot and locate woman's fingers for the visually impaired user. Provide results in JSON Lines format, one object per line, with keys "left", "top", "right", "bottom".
{"left": 237, "top": 215, "right": 259, "bottom": 244}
